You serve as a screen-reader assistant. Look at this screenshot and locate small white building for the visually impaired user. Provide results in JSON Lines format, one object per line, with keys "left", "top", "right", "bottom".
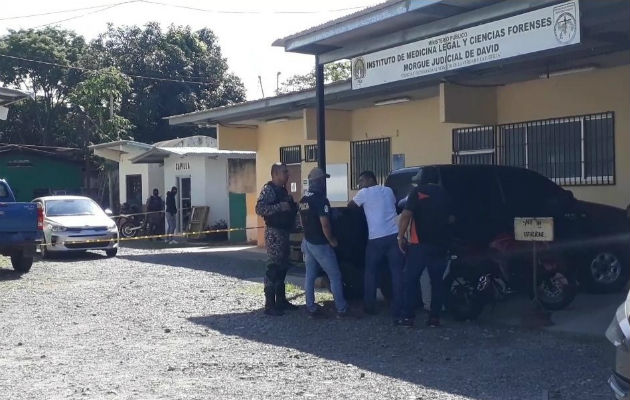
{"left": 91, "top": 136, "right": 257, "bottom": 241}
{"left": 89, "top": 140, "right": 162, "bottom": 207}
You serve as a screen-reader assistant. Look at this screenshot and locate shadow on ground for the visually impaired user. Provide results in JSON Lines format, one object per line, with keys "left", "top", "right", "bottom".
{"left": 0, "top": 267, "right": 24, "bottom": 281}
{"left": 187, "top": 304, "right": 611, "bottom": 400}
{"left": 38, "top": 251, "right": 109, "bottom": 263}
{"left": 118, "top": 246, "right": 275, "bottom": 283}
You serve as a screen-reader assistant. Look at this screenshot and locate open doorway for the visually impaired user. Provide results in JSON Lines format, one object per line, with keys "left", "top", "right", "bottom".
{"left": 286, "top": 164, "right": 302, "bottom": 202}
{"left": 176, "top": 176, "right": 191, "bottom": 232}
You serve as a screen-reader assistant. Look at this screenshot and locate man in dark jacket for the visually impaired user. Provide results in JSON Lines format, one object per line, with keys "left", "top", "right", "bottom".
{"left": 165, "top": 186, "right": 178, "bottom": 244}
{"left": 255, "top": 163, "right": 298, "bottom": 316}
{"left": 145, "top": 189, "right": 165, "bottom": 238}
{"left": 398, "top": 169, "right": 454, "bottom": 328}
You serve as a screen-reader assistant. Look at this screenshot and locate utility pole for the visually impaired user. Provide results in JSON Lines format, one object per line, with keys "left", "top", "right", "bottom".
{"left": 315, "top": 56, "right": 326, "bottom": 194}
{"left": 108, "top": 93, "right": 115, "bottom": 210}
{"left": 276, "top": 72, "right": 281, "bottom": 95}
{"left": 258, "top": 75, "right": 265, "bottom": 98}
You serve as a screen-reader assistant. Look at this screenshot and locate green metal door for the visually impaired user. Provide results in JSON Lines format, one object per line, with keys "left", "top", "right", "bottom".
{"left": 229, "top": 192, "right": 246, "bottom": 242}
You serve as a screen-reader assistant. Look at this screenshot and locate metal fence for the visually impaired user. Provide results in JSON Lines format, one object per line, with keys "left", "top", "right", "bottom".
{"left": 453, "top": 111, "right": 615, "bottom": 186}
{"left": 350, "top": 138, "right": 391, "bottom": 189}
{"left": 279, "top": 145, "right": 301, "bottom": 165}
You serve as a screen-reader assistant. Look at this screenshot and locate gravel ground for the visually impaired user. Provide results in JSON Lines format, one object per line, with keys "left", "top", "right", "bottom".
{"left": 0, "top": 245, "right": 614, "bottom": 400}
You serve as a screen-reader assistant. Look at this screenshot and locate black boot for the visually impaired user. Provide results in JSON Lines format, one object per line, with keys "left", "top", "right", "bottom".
{"left": 264, "top": 279, "right": 283, "bottom": 316}
{"left": 276, "top": 282, "right": 299, "bottom": 311}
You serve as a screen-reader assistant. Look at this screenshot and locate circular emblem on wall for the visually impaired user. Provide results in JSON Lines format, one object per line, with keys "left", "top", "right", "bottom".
{"left": 353, "top": 57, "right": 366, "bottom": 80}
{"left": 554, "top": 11, "right": 577, "bottom": 43}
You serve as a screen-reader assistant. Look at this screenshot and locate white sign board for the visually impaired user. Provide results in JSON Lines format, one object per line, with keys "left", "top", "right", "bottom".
{"left": 514, "top": 218, "right": 554, "bottom": 242}
{"left": 352, "top": 0, "right": 580, "bottom": 89}
{"left": 326, "top": 163, "right": 349, "bottom": 202}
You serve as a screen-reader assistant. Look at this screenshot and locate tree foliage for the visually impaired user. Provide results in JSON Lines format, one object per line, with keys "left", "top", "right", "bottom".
{"left": 69, "top": 67, "right": 134, "bottom": 144}
{"left": 0, "top": 24, "right": 246, "bottom": 146}
{"left": 277, "top": 61, "right": 351, "bottom": 95}
{"left": 0, "top": 28, "right": 86, "bottom": 145}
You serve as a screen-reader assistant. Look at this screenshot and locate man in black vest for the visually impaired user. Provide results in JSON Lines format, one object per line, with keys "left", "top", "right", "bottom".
{"left": 255, "top": 162, "right": 298, "bottom": 316}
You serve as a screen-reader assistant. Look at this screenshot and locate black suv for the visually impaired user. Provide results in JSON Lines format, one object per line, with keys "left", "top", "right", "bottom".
{"left": 382, "top": 165, "right": 630, "bottom": 293}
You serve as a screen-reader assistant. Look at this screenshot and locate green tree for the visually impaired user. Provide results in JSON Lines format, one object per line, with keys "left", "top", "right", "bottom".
{"left": 84, "top": 23, "right": 246, "bottom": 143}
{"left": 69, "top": 67, "right": 134, "bottom": 144}
{"left": 277, "top": 61, "right": 351, "bottom": 95}
{"left": 0, "top": 28, "right": 86, "bottom": 145}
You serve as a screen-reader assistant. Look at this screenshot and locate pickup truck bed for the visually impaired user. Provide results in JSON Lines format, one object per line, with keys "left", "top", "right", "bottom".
{"left": 0, "top": 180, "right": 41, "bottom": 272}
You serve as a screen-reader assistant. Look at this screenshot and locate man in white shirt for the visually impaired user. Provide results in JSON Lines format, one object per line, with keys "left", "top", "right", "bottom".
{"left": 349, "top": 171, "right": 404, "bottom": 324}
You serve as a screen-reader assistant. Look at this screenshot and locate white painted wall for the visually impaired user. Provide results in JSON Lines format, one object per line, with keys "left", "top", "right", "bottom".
{"left": 163, "top": 154, "right": 232, "bottom": 229}
{"left": 205, "top": 157, "right": 229, "bottom": 227}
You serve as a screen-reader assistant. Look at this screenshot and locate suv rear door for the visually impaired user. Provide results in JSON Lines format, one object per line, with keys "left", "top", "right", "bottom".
{"left": 439, "top": 166, "right": 507, "bottom": 244}
{"left": 497, "top": 167, "right": 578, "bottom": 240}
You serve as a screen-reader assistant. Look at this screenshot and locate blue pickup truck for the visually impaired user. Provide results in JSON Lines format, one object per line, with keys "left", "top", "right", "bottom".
{"left": 0, "top": 179, "right": 41, "bottom": 273}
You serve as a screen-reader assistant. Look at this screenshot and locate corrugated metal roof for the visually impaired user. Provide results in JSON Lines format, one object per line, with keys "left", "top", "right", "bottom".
{"left": 0, "top": 87, "right": 31, "bottom": 106}
{"left": 130, "top": 146, "right": 255, "bottom": 164}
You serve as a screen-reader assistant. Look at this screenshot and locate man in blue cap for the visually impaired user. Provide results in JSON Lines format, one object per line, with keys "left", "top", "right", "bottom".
{"left": 299, "top": 167, "right": 349, "bottom": 318}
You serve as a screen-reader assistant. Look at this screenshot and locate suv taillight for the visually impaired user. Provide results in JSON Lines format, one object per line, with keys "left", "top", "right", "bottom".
{"left": 37, "top": 203, "right": 43, "bottom": 230}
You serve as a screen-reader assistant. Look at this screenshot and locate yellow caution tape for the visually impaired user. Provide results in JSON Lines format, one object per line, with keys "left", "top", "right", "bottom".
{"left": 59, "top": 225, "right": 265, "bottom": 246}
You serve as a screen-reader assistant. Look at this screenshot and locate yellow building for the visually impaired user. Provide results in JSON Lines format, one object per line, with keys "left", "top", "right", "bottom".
{"left": 167, "top": 0, "right": 630, "bottom": 246}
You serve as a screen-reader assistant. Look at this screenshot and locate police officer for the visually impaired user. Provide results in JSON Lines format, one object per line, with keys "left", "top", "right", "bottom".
{"left": 255, "top": 162, "right": 298, "bottom": 316}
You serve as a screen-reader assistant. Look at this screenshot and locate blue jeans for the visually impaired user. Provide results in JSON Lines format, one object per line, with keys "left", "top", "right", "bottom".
{"left": 364, "top": 233, "right": 404, "bottom": 319}
{"left": 302, "top": 240, "right": 348, "bottom": 313}
{"left": 403, "top": 243, "right": 447, "bottom": 319}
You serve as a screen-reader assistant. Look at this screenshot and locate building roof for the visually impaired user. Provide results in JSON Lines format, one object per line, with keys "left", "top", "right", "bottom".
{"left": 0, "top": 143, "right": 82, "bottom": 161}
{"left": 0, "top": 87, "right": 31, "bottom": 106}
{"left": 273, "top": 0, "right": 502, "bottom": 55}
{"left": 130, "top": 146, "right": 256, "bottom": 164}
{"left": 152, "top": 135, "right": 217, "bottom": 148}
{"left": 88, "top": 140, "right": 153, "bottom": 151}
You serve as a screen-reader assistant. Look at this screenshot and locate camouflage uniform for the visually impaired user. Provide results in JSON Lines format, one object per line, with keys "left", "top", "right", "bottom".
{"left": 256, "top": 182, "right": 296, "bottom": 314}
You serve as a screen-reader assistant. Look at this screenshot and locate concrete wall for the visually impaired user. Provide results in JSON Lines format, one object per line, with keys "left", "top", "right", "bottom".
{"left": 228, "top": 158, "right": 256, "bottom": 193}
{"left": 217, "top": 125, "right": 258, "bottom": 151}
{"left": 496, "top": 65, "right": 629, "bottom": 208}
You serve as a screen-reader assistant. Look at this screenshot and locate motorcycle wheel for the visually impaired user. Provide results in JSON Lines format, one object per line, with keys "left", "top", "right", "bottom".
{"left": 534, "top": 272, "right": 577, "bottom": 311}
{"left": 120, "top": 221, "right": 138, "bottom": 238}
{"left": 444, "top": 273, "right": 485, "bottom": 321}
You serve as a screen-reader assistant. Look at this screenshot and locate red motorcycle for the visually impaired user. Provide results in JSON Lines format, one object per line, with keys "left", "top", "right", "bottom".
{"left": 445, "top": 233, "right": 577, "bottom": 321}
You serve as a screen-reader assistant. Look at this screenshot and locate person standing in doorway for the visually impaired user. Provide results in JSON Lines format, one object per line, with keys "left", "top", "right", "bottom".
{"left": 349, "top": 171, "right": 404, "bottom": 324}
{"left": 255, "top": 162, "right": 298, "bottom": 316}
{"left": 165, "top": 186, "right": 178, "bottom": 244}
{"left": 299, "top": 167, "right": 349, "bottom": 318}
{"left": 398, "top": 169, "right": 454, "bottom": 328}
{"left": 145, "top": 188, "right": 164, "bottom": 239}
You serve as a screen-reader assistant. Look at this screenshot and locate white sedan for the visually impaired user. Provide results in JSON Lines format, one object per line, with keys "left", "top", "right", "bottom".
{"left": 32, "top": 196, "right": 119, "bottom": 258}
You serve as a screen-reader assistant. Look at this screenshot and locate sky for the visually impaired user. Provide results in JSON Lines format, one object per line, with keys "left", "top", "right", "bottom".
{"left": 0, "top": 0, "right": 383, "bottom": 100}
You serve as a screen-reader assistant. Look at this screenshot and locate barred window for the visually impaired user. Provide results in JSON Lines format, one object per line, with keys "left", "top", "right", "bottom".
{"left": 304, "top": 144, "right": 318, "bottom": 162}
{"left": 279, "top": 145, "right": 301, "bottom": 164}
{"left": 497, "top": 112, "right": 615, "bottom": 185}
{"left": 350, "top": 138, "right": 391, "bottom": 189}
{"left": 452, "top": 112, "right": 615, "bottom": 186}
{"left": 452, "top": 126, "right": 495, "bottom": 165}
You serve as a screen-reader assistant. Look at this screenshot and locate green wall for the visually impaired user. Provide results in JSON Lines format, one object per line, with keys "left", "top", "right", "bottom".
{"left": 0, "top": 152, "right": 83, "bottom": 201}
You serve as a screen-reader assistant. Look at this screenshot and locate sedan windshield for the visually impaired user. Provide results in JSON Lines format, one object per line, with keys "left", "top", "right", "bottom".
{"left": 45, "top": 199, "right": 103, "bottom": 217}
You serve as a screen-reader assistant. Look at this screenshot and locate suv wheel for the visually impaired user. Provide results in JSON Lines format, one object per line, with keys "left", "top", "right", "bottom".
{"left": 582, "top": 249, "right": 629, "bottom": 293}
